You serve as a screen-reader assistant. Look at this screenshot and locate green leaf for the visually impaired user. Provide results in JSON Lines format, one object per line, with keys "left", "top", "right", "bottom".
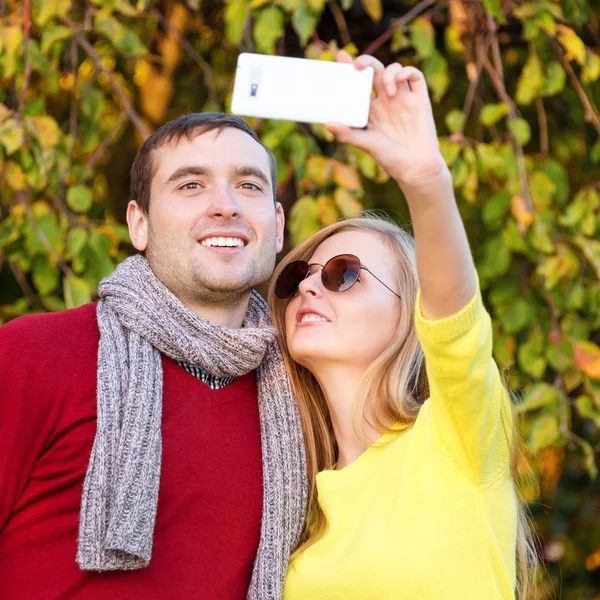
{"left": 517, "top": 328, "right": 547, "bottom": 378}
{"left": 540, "top": 61, "right": 566, "bottom": 97}
{"left": 482, "top": 0, "right": 503, "bottom": 20}
{"left": 529, "top": 171, "right": 555, "bottom": 209}
{"left": 477, "top": 234, "right": 512, "bottom": 283}
{"left": 480, "top": 103, "right": 509, "bottom": 127}
{"left": 41, "top": 26, "right": 73, "bottom": 55}
{"left": 292, "top": 3, "right": 319, "bottom": 46}
{"left": 526, "top": 413, "right": 561, "bottom": 453}
{"left": 518, "top": 382, "right": 560, "bottom": 413}
{"left": 410, "top": 17, "right": 435, "bottom": 59}
{"left": 94, "top": 12, "right": 148, "bottom": 56}
{"left": 361, "top": 0, "right": 382, "bottom": 22}
{"left": 476, "top": 143, "right": 505, "bottom": 177}
{"left": 497, "top": 297, "right": 535, "bottom": 334}
{"left": 34, "top": 0, "right": 72, "bottom": 26}
{"left": 66, "top": 227, "right": 88, "bottom": 258}
{"left": 573, "top": 236, "right": 600, "bottom": 279}
{"left": 422, "top": 50, "right": 449, "bottom": 102}
{"left": 583, "top": 49, "right": 600, "bottom": 83}
{"left": 444, "top": 109, "right": 464, "bottom": 133}
{"left": 31, "top": 255, "right": 60, "bottom": 296}
{"left": 508, "top": 117, "right": 531, "bottom": 146}
{"left": 515, "top": 53, "right": 544, "bottom": 105}
{"left": 289, "top": 195, "right": 321, "bottom": 246}
{"left": 64, "top": 276, "right": 93, "bottom": 309}
{"left": 67, "top": 185, "right": 93, "bottom": 213}
{"left": 253, "top": 6, "right": 285, "bottom": 54}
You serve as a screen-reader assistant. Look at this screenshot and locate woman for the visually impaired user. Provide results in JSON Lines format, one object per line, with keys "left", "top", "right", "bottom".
{"left": 268, "top": 52, "right": 537, "bottom": 599}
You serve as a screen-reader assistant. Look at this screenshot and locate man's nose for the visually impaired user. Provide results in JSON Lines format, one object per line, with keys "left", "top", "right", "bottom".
{"left": 207, "top": 187, "right": 240, "bottom": 219}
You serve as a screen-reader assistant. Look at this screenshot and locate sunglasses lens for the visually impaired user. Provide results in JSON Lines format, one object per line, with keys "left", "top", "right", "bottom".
{"left": 275, "top": 261, "right": 310, "bottom": 299}
{"left": 322, "top": 255, "right": 361, "bottom": 292}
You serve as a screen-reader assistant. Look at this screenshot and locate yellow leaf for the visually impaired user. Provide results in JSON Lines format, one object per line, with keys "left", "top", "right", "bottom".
{"left": 557, "top": 25, "right": 587, "bottom": 66}
{"left": 316, "top": 194, "right": 339, "bottom": 226}
{"left": 510, "top": 195, "right": 533, "bottom": 233}
{"left": 332, "top": 161, "right": 361, "bottom": 191}
{"left": 27, "top": 116, "right": 61, "bottom": 149}
{"left": 305, "top": 155, "right": 332, "bottom": 187}
{"left": 361, "top": 0, "right": 382, "bottom": 22}
{"left": 574, "top": 341, "right": 600, "bottom": 380}
{"left": 333, "top": 188, "right": 363, "bottom": 218}
{"left": 5, "top": 161, "right": 26, "bottom": 190}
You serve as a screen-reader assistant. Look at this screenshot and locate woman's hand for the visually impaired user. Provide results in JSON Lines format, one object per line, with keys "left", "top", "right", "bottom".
{"left": 326, "top": 52, "right": 449, "bottom": 194}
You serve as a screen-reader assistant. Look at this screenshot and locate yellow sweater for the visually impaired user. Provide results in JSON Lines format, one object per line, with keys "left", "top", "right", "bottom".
{"left": 284, "top": 288, "right": 517, "bottom": 600}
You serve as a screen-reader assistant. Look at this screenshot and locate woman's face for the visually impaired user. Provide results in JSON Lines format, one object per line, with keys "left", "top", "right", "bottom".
{"left": 284, "top": 230, "right": 402, "bottom": 373}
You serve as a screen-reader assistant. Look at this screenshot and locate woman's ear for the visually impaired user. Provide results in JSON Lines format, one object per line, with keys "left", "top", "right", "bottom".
{"left": 126, "top": 200, "right": 149, "bottom": 251}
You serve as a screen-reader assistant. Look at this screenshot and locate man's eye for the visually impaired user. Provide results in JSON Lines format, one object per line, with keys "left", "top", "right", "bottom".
{"left": 181, "top": 182, "right": 201, "bottom": 190}
{"left": 240, "top": 182, "right": 261, "bottom": 191}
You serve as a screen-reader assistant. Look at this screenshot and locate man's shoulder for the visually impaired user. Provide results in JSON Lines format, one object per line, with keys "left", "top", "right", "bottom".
{"left": 0, "top": 303, "right": 99, "bottom": 353}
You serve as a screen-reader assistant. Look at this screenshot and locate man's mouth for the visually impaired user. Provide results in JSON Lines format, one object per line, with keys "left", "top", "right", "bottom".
{"left": 200, "top": 236, "right": 247, "bottom": 248}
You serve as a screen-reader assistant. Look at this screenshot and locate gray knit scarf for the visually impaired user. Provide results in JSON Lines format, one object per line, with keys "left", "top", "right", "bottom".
{"left": 76, "top": 255, "right": 307, "bottom": 600}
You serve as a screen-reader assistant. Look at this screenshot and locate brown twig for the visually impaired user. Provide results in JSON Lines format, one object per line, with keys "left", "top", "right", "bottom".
{"left": 16, "top": 0, "right": 32, "bottom": 116}
{"left": 488, "top": 13, "right": 504, "bottom": 81}
{"left": 63, "top": 16, "right": 151, "bottom": 140}
{"left": 151, "top": 8, "right": 218, "bottom": 105}
{"left": 17, "top": 192, "right": 75, "bottom": 279}
{"left": 329, "top": 1, "right": 352, "bottom": 48}
{"left": 460, "top": 34, "right": 494, "bottom": 133}
{"left": 83, "top": 111, "right": 128, "bottom": 178}
{"left": 483, "top": 56, "right": 534, "bottom": 215}
{"left": 68, "top": 39, "right": 79, "bottom": 155}
{"left": 9, "top": 259, "right": 37, "bottom": 306}
{"left": 535, "top": 96, "right": 549, "bottom": 155}
{"left": 556, "top": 45, "right": 600, "bottom": 136}
{"left": 364, "top": 0, "right": 436, "bottom": 56}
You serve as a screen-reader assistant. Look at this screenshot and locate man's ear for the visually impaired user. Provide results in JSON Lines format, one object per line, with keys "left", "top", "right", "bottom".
{"left": 275, "top": 202, "right": 285, "bottom": 253}
{"left": 126, "top": 200, "right": 149, "bottom": 251}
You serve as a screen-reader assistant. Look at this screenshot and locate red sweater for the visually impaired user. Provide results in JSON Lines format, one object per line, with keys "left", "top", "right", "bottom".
{"left": 0, "top": 304, "right": 263, "bottom": 600}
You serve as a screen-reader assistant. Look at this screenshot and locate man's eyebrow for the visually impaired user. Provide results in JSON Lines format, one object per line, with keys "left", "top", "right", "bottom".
{"left": 231, "top": 166, "right": 271, "bottom": 188}
{"left": 165, "top": 165, "right": 211, "bottom": 185}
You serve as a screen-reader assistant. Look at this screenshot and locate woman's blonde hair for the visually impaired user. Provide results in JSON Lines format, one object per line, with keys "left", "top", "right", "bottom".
{"left": 268, "top": 214, "right": 540, "bottom": 599}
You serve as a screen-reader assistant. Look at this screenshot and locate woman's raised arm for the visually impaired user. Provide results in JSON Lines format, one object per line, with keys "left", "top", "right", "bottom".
{"left": 326, "top": 52, "right": 476, "bottom": 321}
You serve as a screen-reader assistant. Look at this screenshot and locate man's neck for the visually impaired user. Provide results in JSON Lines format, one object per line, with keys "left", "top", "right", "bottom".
{"left": 183, "top": 294, "right": 252, "bottom": 328}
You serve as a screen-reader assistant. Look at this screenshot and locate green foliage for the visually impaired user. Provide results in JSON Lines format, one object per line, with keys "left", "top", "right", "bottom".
{"left": 1, "top": 0, "right": 600, "bottom": 596}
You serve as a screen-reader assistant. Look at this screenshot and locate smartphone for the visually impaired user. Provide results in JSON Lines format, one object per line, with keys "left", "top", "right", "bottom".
{"left": 231, "top": 53, "right": 374, "bottom": 128}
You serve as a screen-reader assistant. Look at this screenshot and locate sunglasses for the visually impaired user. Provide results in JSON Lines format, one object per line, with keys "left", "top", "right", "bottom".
{"left": 275, "top": 253, "right": 401, "bottom": 300}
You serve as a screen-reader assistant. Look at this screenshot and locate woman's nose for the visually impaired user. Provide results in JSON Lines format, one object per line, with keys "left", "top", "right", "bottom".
{"left": 298, "top": 269, "right": 323, "bottom": 298}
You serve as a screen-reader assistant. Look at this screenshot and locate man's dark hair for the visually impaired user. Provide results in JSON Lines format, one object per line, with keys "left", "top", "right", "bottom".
{"left": 130, "top": 113, "right": 278, "bottom": 213}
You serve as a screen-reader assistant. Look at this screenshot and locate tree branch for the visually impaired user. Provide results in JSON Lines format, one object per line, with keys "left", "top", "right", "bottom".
{"left": 557, "top": 46, "right": 600, "bottom": 136}
{"left": 536, "top": 96, "right": 549, "bottom": 156}
{"left": 9, "top": 259, "right": 37, "bottom": 307}
{"left": 328, "top": 1, "right": 351, "bottom": 48}
{"left": 63, "top": 16, "right": 151, "bottom": 140}
{"left": 483, "top": 56, "right": 534, "bottom": 216}
{"left": 151, "top": 8, "right": 218, "bottom": 105}
{"left": 363, "top": 0, "right": 436, "bottom": 56}
{"left": 83, "top": 111, "right": 128, "bottom": 179}
{"left": 16, "top": 0, "right": 32, "bottom": 117}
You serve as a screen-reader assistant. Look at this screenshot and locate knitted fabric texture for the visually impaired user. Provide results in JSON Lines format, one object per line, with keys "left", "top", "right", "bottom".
{"left": 76, "top": 255, "right": 307, "bottom": 600}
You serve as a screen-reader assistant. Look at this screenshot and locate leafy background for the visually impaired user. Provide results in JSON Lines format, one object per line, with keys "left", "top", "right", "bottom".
{"left": 0, "top": 0, "right": 599, "bottom": 596}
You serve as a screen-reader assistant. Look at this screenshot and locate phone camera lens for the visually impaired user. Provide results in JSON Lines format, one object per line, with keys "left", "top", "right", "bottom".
{"left": 250, "top": 84, "right": 258, "bottom": 97}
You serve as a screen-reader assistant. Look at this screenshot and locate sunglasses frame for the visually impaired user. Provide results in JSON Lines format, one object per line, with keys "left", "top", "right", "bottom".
{"left": 275, "top": 253, "right": 401, "bottom": 300}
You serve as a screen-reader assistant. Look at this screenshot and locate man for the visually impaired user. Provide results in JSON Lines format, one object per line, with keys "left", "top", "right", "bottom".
{"left": 0, "top": 113, "right": 307, "bottom": 600}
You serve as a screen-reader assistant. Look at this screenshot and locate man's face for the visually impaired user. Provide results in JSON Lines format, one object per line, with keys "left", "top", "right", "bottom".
{"left": 128, "top": 128, "right": 284, "bottom": 307}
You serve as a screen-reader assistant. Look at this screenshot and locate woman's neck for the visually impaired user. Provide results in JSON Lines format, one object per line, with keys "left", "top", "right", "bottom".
{"left": 310, "top": 363, "right": 384, "bottom": 470}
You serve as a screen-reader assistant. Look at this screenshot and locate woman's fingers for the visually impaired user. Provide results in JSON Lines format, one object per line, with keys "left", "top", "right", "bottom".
{"left": 354, "top": 54, "right": 386, "bottom": 97}
{"left": 381, "top": 63, "right": 405, "bottom": 96}
{"left": 336, "top": 50, "right": 354, "bottom": 64}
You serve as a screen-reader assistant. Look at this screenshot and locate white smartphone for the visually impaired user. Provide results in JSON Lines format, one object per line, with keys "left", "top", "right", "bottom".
{"left": 231, "top": 53, "right": 374, "bottom": 128}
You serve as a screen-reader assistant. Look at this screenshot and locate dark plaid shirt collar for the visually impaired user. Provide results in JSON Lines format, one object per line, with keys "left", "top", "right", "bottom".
{"left": 176, "top": 361, "right": 237, "bottom": 390}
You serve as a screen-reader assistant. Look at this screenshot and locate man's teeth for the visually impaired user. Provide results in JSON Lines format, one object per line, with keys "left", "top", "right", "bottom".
{"left": 300, "top": 313, "right": 327, "bottom": 323}
{"left": 201, "top": 237, "right": 245, "bottom": 247}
